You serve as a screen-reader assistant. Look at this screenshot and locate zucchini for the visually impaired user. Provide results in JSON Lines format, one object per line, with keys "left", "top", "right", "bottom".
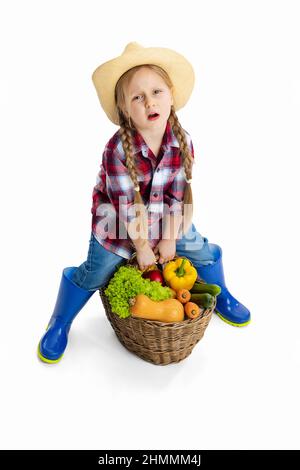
{"left": 190, "top": 293, "right": 215, "bottom": 309}
{"left": 191, "top": 281, "right": 221, "bottom": 297}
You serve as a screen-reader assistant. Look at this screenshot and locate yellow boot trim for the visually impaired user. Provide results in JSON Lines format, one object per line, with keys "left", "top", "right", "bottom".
{"left": 215, "top": 310, "right": 251, "bottom": 327}
{"left": 37, "top": 342, "right": 63, "bottom": 364}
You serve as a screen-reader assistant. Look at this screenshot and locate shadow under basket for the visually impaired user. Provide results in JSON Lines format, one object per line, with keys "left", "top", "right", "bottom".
{"left": 99, "top": 286, "right": 216, "bottom": 366}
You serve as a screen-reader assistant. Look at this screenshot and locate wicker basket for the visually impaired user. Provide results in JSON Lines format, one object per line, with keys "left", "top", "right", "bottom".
{"left": 99, "top": 254, "right": 216, "bottom": 366}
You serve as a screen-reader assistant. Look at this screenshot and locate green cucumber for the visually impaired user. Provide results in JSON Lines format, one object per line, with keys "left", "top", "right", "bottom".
{"left": 190, "top": 293, "right": 215, "bottom": 309}
{"left": 191, "top": 281, "right": 221, "bottom": 297}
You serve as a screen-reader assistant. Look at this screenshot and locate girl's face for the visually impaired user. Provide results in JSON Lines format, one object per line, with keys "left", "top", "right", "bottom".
{"left": 123, "top": 67, "right": 174, "bottom": 134}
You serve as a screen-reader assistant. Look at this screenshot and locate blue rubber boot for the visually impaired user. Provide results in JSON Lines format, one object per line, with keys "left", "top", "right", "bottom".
{"left": 196, "top": 240, "right": 251, "bottom": 327}
{"left": 38, "top": 267, "right": 95, "bottom": 363}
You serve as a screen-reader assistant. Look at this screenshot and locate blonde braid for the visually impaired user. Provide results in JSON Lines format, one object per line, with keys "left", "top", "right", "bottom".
{"left": 169, "top": 106, "right": 194, "bottom": 234}
{"left": 119, "top": 116, "right": 139, "bottom": 189}
{"left": 118, "top": 114, "right": 148, "bottom": 247}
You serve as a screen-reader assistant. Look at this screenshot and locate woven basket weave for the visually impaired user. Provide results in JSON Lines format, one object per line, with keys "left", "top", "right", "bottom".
{"left": 99, "top": 253, "right": 215, "bottom": 366}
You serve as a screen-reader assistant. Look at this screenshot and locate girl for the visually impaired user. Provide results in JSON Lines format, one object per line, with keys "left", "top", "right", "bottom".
{"left": 38, "top": 42, "right": 250, "bottom": 364}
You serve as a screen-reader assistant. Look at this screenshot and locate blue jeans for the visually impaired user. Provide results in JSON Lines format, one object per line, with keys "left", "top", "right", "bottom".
{"left": 72, "top": 223, "right": 215, "bottom": 291}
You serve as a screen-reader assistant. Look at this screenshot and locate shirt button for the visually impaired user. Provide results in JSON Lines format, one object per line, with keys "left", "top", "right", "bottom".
{"left": 153, "top": 192, "right": 158, "bottom": 198}
{"left": 156, "top": 168, "right": 160, "bottom": 172}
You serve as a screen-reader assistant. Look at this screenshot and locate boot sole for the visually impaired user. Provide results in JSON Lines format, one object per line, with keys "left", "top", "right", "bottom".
{"left": 215, "top": 310, "right": 251, "bottom": 327}
{"left": 37, "top": 342, "right": 63, "bottom": 364}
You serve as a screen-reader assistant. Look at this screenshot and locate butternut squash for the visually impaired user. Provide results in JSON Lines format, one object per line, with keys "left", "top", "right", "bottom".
{"left": 129, "top": 294, "right": 184, "bottom": 322}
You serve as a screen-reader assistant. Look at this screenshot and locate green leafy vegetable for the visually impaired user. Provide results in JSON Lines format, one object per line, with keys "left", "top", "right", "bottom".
{"left": 104, "top": 265, "right": 172, "bottom": 318}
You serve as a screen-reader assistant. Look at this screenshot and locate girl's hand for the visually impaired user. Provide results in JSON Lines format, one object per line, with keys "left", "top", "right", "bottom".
{"left": 153, "top": 239, "right": 176, "bottom": 265}
{"left": 136, "top": 245, "right": 158, "bottom": 271}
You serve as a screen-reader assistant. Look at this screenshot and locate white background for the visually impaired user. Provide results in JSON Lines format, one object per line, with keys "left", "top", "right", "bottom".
{"left": 1, "top": 0, "right": 299, "bottom": 450}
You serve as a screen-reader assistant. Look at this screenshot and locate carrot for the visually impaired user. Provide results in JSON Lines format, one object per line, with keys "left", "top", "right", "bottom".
{"left": 176, "top": 288, "right": 191, "bottom": 304}
{"left": 184, "top": 302, "right": 201, "bottom": 319}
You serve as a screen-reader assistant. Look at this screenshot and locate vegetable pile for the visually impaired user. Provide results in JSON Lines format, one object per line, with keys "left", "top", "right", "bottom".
{"left": 104, "top": 256, "right": 222, "bottom": 323}
{"left": 104, "top": 265, "right": 173, "bottom": 318}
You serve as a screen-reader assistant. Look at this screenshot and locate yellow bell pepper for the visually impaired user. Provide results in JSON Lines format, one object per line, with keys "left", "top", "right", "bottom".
{"left": 163, "top": 257, "right": 198, "bottom": 291}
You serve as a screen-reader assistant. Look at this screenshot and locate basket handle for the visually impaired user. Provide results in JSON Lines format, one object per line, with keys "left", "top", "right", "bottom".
{"left": 127, "top": 251, "right": 159, "bottom": 270}
{"left": 129, "top": 251, "right": 181, "bottom": 265}
{"left": 128, "top": 251, "right": 195, "bottom": 270}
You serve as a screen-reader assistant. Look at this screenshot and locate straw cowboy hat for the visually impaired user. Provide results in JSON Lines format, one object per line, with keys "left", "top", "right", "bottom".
{"left": 92, "top": 42, "right": 195, "bottom": 125}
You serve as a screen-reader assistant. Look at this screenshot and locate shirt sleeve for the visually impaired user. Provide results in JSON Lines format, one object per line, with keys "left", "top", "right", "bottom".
{"left": 104, "top": 145, "right": 137, "bottom": 224}
{"left": 91, "top": 155, "right": 106, "bottom": 215}
{"left": 163, "top": 132, "right": 195, "bottom": 216}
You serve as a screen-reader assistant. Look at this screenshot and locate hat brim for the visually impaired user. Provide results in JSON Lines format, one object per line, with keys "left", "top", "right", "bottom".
{"left": 92, "top": 45, "right": 195, "bottom": 125}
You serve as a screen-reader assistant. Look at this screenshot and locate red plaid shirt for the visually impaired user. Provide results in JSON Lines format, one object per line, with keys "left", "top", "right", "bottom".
{"left": 91, "top": 120, "right": 194, "bottom": 259}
